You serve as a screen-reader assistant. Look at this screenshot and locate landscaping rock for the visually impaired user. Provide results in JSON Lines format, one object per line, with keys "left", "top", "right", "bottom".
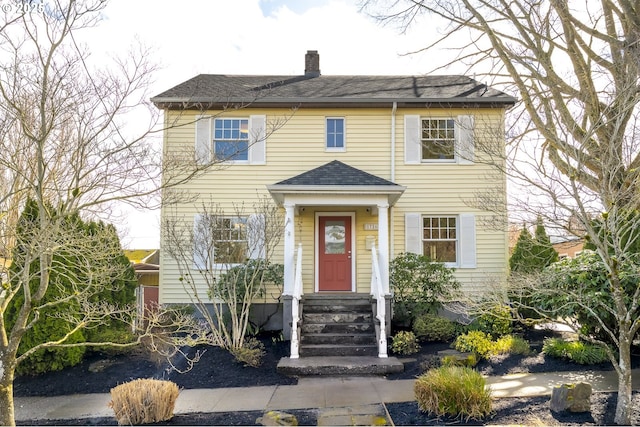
{"left": 257, "top": 410, "right": 299, "bottom": 426}
{"left": 550, "top": 382, "right": 592, "bottom": 413}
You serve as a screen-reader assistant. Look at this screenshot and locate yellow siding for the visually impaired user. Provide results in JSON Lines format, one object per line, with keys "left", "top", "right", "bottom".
{"left": 160, "top": 107, "right": 508, "bottom": 303}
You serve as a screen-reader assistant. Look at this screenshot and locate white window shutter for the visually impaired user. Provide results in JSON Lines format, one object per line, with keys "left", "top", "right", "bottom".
{"left": 405, "top": 213, "right": 422, "bottom": 254}
{"left": 193, "top": 214, "right": 213, "bottom": 270}
{"left": 459, "top": 213, "right": 477, "bottom": 268}
{"left": 195, "top": 116, "right": 211, "bottom": 165}
{"left": 247, "top": 214, "right": 266, "bottom": 259}
{"left": 249, "top": 115, "right": 266, "bottom": 165}
{"left": 404, "top": 115, "right": 421, "bottom": 164}
{"left": 456, "top": 115, "right": 475, "bottom": 165}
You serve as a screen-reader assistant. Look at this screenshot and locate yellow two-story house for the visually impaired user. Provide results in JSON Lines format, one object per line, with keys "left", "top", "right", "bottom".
{"left": 152, "top": 51, "right": 515, "bottom": 363}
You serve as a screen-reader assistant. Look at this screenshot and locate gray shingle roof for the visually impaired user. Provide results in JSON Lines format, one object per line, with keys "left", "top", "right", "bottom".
{"left": 152, "top": 74, "right": 516, "bottom": 108}
{"left": 275, "top": 160, "right": 400, "bottom": 186}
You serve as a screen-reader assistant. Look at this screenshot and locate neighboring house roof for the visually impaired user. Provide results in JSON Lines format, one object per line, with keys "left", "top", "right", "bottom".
{"left": 133, "top": 262, "right": 160, "bottom": 272}
{"left": 268, "top": 161, "right": 406, "bottom": 205}
{"left": 151, "top": 74, "right": 516, "bottom": 109}
{"left": 124, "top": 249, "right": 159, "bottom": 264}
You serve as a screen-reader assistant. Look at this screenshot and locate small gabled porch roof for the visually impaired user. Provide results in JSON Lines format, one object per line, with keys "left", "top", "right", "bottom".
{"left": 267, "top": 160, "right": 406, "bottom": 206}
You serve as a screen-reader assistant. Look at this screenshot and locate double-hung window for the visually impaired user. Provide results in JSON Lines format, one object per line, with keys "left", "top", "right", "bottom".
{"left": 193, "top": 215, "right": 248, "bottom": 269}
{"left": 214, "top": 118, "right": 249, "bottom": 161}
{"left": 404, "top": 115, "right": 474, "bottom": 164}
{"left": 422, "top": 216, "right": 457, "bottom": 263}
{"left": 421, "top": 119, "right": 455, "bottom": 161}
{"left": 326, "top": 117, "right": 345, "bottom": 151}
{"left": 195, "top": 115, "right": 266, "bottom": 165}
{"left": 405, "top": 212, "right": 476, "bottom": 268}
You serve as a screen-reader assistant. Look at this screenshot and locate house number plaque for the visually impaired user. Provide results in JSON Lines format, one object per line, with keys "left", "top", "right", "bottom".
{"left": 363, "top": 223, "right": 378, "bottom": 231}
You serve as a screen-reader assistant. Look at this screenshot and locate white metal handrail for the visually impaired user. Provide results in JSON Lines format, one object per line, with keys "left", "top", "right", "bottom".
{"left": 370, "top": 244, "right": 388, "bottom": 358}
{"left": 290, "top": 243, "right": 303, "bottom": 359}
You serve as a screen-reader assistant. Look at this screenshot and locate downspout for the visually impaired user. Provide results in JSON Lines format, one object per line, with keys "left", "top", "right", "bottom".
{"left": 390, "top": 102, "right": 397, "bottom": 256}
{"left": 391, "top": 102, "right": 397, "bottom": 181}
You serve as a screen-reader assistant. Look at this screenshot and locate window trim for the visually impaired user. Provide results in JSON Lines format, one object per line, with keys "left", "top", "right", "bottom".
{"left": 325, "top": 117, "right": 346, "bottom": 152}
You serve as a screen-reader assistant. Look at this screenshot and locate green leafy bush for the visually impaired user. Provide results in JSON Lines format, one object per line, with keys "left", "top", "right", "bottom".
{"left": 454, "top": 331, "right": 532, "bottom": 359}
{"left": 453, "top": 331, "right": 494, "bottom": 359}
{"left": 390, "top": 253, "right": 460, "bottom": 325}
{"left": 493, "top": 335, "right": 532, "bottom": 356}
{"left": 412, "top": 314, "right": 457, "bottom": 342}
{"left": 414, "top": 366, "right": 492, "bottom": 421}
{"left": 391, "top": 331, "right": 420, "bottom": 355}
{"left": 543, "top": 338, "right": 609, "bottom": 365}
{"left": 475, "top": 304, "right": 513, "bottom": 338}
{"left": 535, "top": 251, "right": 640, "bottom": 345}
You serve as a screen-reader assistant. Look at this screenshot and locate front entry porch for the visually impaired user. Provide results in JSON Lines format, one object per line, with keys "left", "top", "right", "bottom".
{"left": 268, "top": 161, "right": 406, "bottom": 372}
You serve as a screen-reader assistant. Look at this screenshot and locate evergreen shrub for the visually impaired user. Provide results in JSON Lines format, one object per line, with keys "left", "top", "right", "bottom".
{"left": 391, "top": 330, "right": 420, "bottom": 355}
{"left": 412, "top": 314, "right": 457, "bottom": 342}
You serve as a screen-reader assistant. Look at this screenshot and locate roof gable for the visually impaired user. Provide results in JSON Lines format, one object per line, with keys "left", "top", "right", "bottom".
{"left": 275, "top": 161, "right": 399, "bottom": 187}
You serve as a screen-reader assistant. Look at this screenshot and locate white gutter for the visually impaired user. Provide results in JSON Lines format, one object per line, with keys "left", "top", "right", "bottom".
{"left": 391, "top": 101, "right": 397, "bottom": 181}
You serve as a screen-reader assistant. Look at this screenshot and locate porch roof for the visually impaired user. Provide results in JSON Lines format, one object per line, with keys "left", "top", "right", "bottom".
{"left": 267, "top": 161, "right": 406, "bottom": 206}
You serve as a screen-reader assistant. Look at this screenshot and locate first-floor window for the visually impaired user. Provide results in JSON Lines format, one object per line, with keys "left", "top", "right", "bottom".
{"left": 211, "top": 216, "right": 248, "bottom": 264}
{"left": 194, "top": 215, "right": 248, "bottom": 268}
{"left": 214, "top": 118, "right": 249, "bottom": 161}
{"left": 422, "top": 216, "right": 457, "bottom": 263}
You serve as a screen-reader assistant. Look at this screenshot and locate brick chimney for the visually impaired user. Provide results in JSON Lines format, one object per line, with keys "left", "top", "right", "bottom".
{"left": 305, "top": 50, "right": 320, "bottom": 77}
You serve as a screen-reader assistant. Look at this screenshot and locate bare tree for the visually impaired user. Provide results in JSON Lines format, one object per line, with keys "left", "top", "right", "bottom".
{"left": 363, "top": 0, "right": 640, "bottom": 423}
{"left": 0, "top": 2, "right": 221, "bottom": 424}
{"left": 163, "top": 196, "right": 284, "bottom": 367}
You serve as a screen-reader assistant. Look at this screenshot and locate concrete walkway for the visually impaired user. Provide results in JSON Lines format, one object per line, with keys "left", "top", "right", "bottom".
{"left": 14, "top": 369, "right": 640, "bottom": 423}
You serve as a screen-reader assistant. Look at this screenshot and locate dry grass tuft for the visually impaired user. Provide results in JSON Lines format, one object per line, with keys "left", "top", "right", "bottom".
{"left": 108, "top": 378, "right": 180, "bottom": 425}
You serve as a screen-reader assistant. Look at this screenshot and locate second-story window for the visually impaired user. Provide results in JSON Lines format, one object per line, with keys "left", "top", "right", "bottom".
{"left": 422, "top": 118, "right": 455, "bottom": 161}
{"left": 214, "top": 118, "right": 249, "bottom": 161}
{"left": 326, "top": 117, "right": 345, "bottom": 150}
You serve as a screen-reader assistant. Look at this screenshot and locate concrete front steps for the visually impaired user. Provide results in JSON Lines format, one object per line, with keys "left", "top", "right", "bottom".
{"left": 277, "top": 293, "right": 403, "bottom": 376}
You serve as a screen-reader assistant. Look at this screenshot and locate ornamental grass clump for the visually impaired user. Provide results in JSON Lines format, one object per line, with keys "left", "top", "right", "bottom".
{"left": 414, "top": 366, "right": 492, "bottom": 421}
{"left": 543, "top": 338, "right": 609, "bottom": 365}
{"left": 109, "top": 378, "right": 180, "bottom": 425}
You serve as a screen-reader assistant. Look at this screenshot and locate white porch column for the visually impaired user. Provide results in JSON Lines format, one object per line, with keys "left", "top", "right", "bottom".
{"left": 283, "top": 202, "right": 296, "bottom": 296}
{"left": 377, "top": 203, "right": 390, "bottom": 294}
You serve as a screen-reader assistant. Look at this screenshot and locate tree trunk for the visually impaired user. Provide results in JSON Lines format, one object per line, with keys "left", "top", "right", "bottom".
{"left": 615, "top": 337, "right": 633, "bottom": 425}
{"left": 0, "top": 362, "right": 16, "bottom": 427}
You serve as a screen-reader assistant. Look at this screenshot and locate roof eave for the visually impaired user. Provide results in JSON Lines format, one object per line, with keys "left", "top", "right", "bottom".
{"left": 152, "top": 96, "right": 517, "bottom": 110}
{"left": 267, "top": 184, "right": 407, "bottom": 206}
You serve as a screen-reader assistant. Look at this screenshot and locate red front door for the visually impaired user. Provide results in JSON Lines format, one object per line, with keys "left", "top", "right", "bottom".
{"left": 318, "top": 216, "right": 352, "bottom": 291}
